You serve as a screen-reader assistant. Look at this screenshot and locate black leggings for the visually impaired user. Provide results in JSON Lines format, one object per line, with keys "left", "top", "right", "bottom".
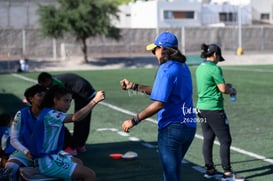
{"left": 198, "top": 110, "right": 232, "bottom": 172}
{"left": 63, "top": 96, "right": 92, "bottom": 149}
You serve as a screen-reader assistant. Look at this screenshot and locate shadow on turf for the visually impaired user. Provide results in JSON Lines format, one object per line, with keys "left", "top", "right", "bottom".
{"left": 77, "top": 141, "right": 218, "bottom": 181}
{"left": 89, "top": 55, "right": 201, "bottom": 68}
{"left": 0, "top": 59, "right": 59, "bottom": 73}
{"left": 0, "top": 93, "right": 26, "bottom": 116}
{"left": 90, "top": 57, "right": 157, "bottom": 68}
{"left": 0, "top": 93, "right": 219, "bottom": 181}
{"left": 228, "top": 158, "right": 273, "bottom": 180}
{"left": 0, "top": 57, "right": 158, "bottom": 73}
{"left": 0, "top": 55, "right": 202, "bottom": 73}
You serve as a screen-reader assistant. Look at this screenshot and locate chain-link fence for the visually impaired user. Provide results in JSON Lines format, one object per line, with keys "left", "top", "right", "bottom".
{"left": 1, "top": 0, "right": 272, "bottom": 60}
{"left": 1, "top": 27, "right": 273, "bottom": 60}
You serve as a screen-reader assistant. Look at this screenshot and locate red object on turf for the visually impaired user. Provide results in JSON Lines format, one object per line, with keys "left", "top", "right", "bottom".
{"left": 109, "top": 153, "right": 123, "bottom": 160}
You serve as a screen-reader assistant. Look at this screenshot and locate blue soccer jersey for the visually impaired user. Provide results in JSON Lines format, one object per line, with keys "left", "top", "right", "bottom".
{"left": 9, "top": 107, "right": 40, "bottom": 166}
{"left": 11, "top": 107, "right": 37, "bottom": 153}
{"left": 150, "top": 61, "right": 196, "bottom": 129}
{"left": 33, "top": 108, "right": 66, "bottom": 157}
{"left": 33, "top": 108, "right": 76, "bottom": 179}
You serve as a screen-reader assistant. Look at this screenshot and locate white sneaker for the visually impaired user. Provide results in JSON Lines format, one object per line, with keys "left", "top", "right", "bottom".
{"left": 221, "top": 173, "right": 245, "bottom": 181}
{"left": 204, "top": 170, "right": 222, "bottom": 179}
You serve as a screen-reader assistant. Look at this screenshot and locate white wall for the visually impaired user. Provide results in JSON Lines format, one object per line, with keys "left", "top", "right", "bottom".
{"left": 251, "top": 0, "right": 273, "bottom": 21}
{"left": 112, "top": 4, "right": 132, "bottom": 28}
{"left": 116, "top": 0, "right": 202, "bottom": 28}
{"left": 131, "top": 1, "right": 158, "bottom": 28}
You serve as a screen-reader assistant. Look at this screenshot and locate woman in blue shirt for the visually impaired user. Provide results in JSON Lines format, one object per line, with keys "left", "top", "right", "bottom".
{"left": 120, "top": 32, "right": 196, "bottom": 181}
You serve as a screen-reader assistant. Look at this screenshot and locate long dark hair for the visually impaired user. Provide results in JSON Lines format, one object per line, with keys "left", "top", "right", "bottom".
{"left": 40, "top": 85, "right": 71, "bottom": 108}
{"left": 200, "top": 43, "right": 214, "bottom": 59}
{"left": 160, "top": 47, "right": 186, "bottom": 64}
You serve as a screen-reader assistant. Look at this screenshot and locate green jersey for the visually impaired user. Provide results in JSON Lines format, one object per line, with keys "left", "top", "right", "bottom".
{"left": 196, "top": 61, "right": 225, "bottom": 110}
{"left": 52, "top": 77, "right": 64, "bottom": 87}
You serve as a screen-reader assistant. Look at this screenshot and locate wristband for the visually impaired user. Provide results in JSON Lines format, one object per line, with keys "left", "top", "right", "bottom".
{"left": 230, "top": 87, "right": 235, "bottom": 94}
{"left": 131, "top": 116, "right": 140, "bottom": 126}
{"left": 133, "top": 83, "right": 139, "bottom": 91}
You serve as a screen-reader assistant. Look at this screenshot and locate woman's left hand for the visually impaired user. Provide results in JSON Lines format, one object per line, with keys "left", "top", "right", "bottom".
{"left": 122, "top": 119, "right": 134, "bottom": 132}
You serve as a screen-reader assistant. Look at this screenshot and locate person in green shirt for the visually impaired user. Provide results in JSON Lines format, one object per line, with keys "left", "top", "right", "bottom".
{"left": 196, "top": 44, "right": 244, "bottom": 181}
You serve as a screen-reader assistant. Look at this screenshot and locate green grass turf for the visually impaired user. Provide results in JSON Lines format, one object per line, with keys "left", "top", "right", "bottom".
{"left": 0, "top": 64, "right": 273, "bottom": 180}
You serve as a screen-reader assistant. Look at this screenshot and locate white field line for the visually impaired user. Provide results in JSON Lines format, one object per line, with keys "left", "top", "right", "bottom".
{"left": 99, "top": 102, "right": 157, "bottom": 124}
{"left": 101, "top": 101, "right": 273, "bottom": 164}
{"left": 11, "top": 73, "right": 37, "bottom": 83}
{"left": 12, "top": 73, "right": 273, "bottom": 164}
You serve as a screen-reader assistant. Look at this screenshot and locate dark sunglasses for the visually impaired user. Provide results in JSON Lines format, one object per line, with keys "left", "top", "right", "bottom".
{"left": 152, "top": 46, "right": 160, "bottom": 55}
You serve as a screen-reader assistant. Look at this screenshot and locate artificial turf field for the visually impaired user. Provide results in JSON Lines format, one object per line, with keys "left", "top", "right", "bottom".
{"left": 0, "top": 64, "right": 273, "bottom": 181}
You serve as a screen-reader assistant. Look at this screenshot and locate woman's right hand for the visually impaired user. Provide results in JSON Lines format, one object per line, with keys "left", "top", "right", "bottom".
{"left": 120, "top": 79, "right": 133, "bottom": 90}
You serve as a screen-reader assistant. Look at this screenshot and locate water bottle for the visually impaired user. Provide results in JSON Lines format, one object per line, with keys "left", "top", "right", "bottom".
{"left": 230, "top": 92, "right": 236, "bottom": 102}
{"left": 229, "top": 86, "right": 236, "bottom": 102}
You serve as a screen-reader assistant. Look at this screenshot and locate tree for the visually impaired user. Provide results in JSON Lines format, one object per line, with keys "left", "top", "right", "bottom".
{"left": 116, "top": 0, "right": 134, "bottom": 4}
{"left": 38, "top": 0, "right": 121, "bottom": 62}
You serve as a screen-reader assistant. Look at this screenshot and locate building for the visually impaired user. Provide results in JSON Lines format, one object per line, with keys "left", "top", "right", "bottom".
{"left": 113, "top": 0, "right": 202, "bottom": 28}
{"left": 251, "top": 0, "right": 273, "bottom": 24}
{"left": 114, "top": 0, "right": 251, "bottom": 28}
{"left": 209, "top": 0, "right": 273, "bottom": 24}
{"left": 209, "top": 0, "right": 250, "bottom": 5}
{"left": 0, "top": 0, "right": 272, "bottom": 29}
{"left": 201, "top": 3, "right": 251, "bottom": 26}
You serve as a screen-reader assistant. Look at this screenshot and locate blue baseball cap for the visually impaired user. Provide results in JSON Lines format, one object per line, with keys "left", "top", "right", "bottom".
{"left": 146, "top": 32, "right": 178, "bottom": 51}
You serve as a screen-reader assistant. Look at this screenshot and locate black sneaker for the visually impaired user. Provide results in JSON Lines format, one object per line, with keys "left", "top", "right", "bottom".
{"left": 221, "top": 172, "right": 245, "bottom": 181}
{"left": 204, "top": 169, "right": 222, "bottom": 179}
